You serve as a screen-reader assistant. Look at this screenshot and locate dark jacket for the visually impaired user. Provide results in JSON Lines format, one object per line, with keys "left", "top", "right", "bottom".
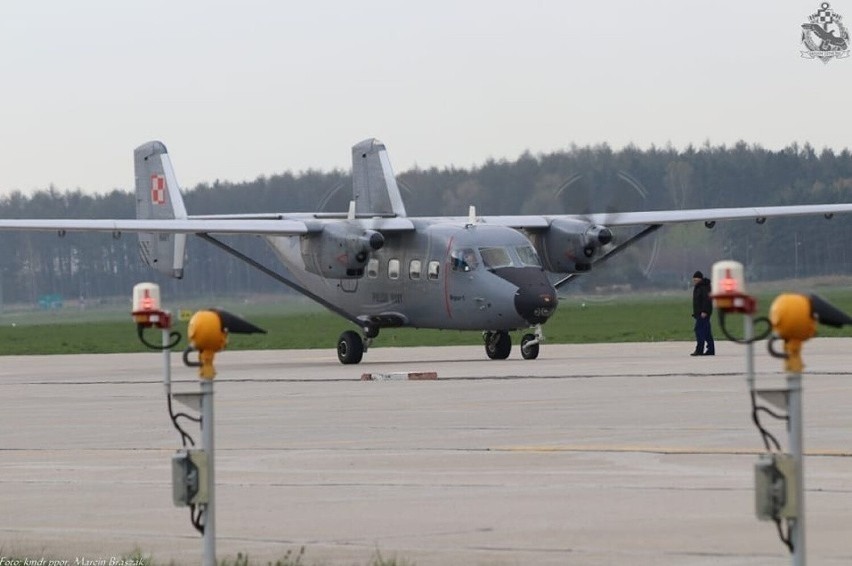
{"left": 692, "top": 277, "right": 713, "bottom": 317}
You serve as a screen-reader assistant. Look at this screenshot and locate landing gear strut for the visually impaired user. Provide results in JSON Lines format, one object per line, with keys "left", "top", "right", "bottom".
{"left": 520, "top": 334, "right": 539, "bottom": 360}
{"left": 520, "top": 325, "right": 543, "bottom": 360}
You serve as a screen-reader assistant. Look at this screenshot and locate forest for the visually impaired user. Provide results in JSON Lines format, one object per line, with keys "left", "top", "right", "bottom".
{"left": 1, "top": 140, "right": 851, "bottom": 306}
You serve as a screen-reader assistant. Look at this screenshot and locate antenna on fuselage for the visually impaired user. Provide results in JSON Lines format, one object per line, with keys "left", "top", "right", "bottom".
{"left": 466, "top": 205, "right": 477, "bottom": 228}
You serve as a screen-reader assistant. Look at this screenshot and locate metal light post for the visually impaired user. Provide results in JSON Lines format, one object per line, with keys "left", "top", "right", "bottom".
{"left": 186, "top": 309, "right": 224, "bottom": 566}
{"left": 182, "top": 309, "right": 266, "bottom": 566}
{"left": 132, "top": 283, "right": 264, "bottom": 566}
{"left": 766, "top": 293, "right": 814, "bottom": 566}
{"left": 764, "top": 293, "right": 852, "bottom": 565}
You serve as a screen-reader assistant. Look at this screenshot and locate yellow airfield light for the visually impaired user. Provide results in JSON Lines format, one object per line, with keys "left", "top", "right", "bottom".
{"left": 187, "top": 309, "right": 266, "bottom": 379}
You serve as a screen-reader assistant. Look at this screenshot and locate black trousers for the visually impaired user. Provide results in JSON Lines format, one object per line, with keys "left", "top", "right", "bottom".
{"left": 694, "top": 316, "right": 715, "bottom": 354}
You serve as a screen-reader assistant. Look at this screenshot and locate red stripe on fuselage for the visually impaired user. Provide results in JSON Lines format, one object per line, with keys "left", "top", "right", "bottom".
{"left": 443, "top": 236, "right": 454, "bottom": 318}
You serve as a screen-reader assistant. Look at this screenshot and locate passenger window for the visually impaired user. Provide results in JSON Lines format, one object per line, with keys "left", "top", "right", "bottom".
{"left": 388, "top": 259, "right": 400, "bottom": 280}
{"left": 367, "top": 258, "right": 379, "bottom": 279}
{"left": 409, "top": 259, "right": 422, "bottom": 280}
{"left": 427, "top": 260, "right": 440, "bottom": 280}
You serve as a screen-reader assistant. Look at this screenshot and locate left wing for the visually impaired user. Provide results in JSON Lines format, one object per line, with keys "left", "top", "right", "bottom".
{"left": 579, "top": 204, "right": 852, "bottom": 227}
{"left": 466, "top": 202, "right": 852, "bottom": 286}
{"left": 469, "top": 203, "right": 852, "bottom": 229}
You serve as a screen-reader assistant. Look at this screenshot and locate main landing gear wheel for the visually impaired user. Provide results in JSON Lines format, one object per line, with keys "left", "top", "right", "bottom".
{"left": 485, "top": 331, "right": 511, "bottom": 360}
{"left": 520, "top": 333, "right": 540, "bottom": 360}
{"left": 337, "top": 330, "right": 364, "bottom": 364}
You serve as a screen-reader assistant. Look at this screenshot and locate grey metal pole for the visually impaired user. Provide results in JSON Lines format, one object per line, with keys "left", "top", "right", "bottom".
{"left": 744, "top": 315, "right": 755, "bottom": 392}
{"left": 201, "top": 379, "right": 216, "bottom": 566}
{"left": 787, "top": 371, "right": 805, "bottom": 566}
{"left": 162, "top": 328, "right": 171, "bottom": 396}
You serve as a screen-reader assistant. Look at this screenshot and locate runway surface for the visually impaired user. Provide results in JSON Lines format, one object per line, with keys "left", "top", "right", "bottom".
{"left": 1, "top": 340, "right": 852, "bottom": 565}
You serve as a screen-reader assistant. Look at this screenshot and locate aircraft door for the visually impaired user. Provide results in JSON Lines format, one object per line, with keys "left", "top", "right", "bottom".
{"left": 443, "top": 246, "right": 481, "bottom": 322}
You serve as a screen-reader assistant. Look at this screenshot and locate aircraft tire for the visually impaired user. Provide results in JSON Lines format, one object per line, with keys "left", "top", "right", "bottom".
{"left": 337, "top": 330, "right": 364, "bottom": 364}
{"left": 520, "top": 333, "right": 539, "bottom": 360}
{"left": 485, "top": 331, "right": 511, "bottom": 360}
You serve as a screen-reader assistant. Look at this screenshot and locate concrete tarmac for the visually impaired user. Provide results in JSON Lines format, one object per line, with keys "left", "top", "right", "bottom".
{"left": 1, "top": 340, "right": 852, "bottom": 565}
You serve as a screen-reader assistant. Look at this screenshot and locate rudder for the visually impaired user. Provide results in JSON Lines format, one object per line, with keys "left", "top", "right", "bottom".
{"left": 351, "top": 139, "right": 407, "bottom": 217}
{"left": 134, "top": 141, "right": 188, "bottom": 278}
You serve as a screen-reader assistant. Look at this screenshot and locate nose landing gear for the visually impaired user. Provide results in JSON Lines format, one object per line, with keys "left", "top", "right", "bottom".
{"left": 484, "top": 326, "right": 543, "bottom": 361}
{"left": 520, "top": 325, "right": 543, "bottom": 360}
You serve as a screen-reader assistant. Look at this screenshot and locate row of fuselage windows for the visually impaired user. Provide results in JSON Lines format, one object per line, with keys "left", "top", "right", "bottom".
{"left": 365, "top": 245, "right": 541, "bottom": 281}
{"left": 366, "top": 258, "right": 440, "bottom": 281}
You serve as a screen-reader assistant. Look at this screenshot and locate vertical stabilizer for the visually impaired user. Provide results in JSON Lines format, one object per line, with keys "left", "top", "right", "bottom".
{"left": 352, "top": 139, "right": 407, "bottom": 217}
{"left": 134, "top": 141, "right": 188, "bottom": 278}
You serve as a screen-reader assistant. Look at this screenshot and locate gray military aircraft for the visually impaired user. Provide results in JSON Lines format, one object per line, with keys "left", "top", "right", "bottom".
{"left": 2, "top": 139, "right": 852, "bottom": 364}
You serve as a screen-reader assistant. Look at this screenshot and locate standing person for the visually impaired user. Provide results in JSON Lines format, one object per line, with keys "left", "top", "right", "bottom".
{"left": 691, "top": 270, "right": 715, "bottom": 356}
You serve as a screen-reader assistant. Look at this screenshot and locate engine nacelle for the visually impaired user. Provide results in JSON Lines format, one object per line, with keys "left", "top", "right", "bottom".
{"left": 301, "top": 224, "right": 384, "bottom": 278}
{"left": 531, "top": 218, "right": 613, "bottom": 273}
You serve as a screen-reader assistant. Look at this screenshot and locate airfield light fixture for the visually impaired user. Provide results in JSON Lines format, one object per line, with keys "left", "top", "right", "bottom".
{"left": 768, "top": 293, "right": 852, "bottom": 373}
{"left": 758, "top": 292, "right": 852, "bottom": 561}
{"left": 184, "top": 309, "right": 266, "bottom": 379}
{"left": 132, "top": 282, "right": 181, "bottom": 350}
{"left": 132, "top": 282, "right": 167, "bottom": 327}
{"left": 710, "top": 260, "right": 755, "bottom": 315}
{"left": 710, "top": 261, "right": 770, "bottom": 348}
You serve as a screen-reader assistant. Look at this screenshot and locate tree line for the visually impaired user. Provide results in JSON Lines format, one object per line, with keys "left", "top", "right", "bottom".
{"left": 1, "top": 140, "right": 851, "bottom": 306}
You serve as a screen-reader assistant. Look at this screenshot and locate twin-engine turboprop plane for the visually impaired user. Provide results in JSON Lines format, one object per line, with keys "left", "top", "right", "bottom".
{"left": 2, "top": 139, "right": 852, "bottom": 364}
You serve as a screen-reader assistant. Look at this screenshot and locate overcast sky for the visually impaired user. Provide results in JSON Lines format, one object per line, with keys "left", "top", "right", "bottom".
{"left": 0, "top": 1, "right": 848, "bottom": 195}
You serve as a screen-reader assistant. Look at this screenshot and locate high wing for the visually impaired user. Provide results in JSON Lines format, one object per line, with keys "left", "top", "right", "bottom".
{"left": 0, "top": 138, "right": 851, "bottom": 286}
{"left": 441, "top": 204, "right": 852, "bottom": 228}
{"left": 0, "top": 216, "right": 414, "bottom": 235}
{"left": 464, "top": 204, "right": 852, "bottom": 289}
{"left": 0, "top": 218, "right": 311, "bottom": 235}
{"left": 580, "top": 205, "right": 852, "bottom": 226}
{"left": 0, "top": 140, "right": 418, "bottom": 279}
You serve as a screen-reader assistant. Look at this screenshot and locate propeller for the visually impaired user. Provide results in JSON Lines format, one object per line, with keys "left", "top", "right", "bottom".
{"left": 552, "top": 168, "right": 660, "bottom": 277}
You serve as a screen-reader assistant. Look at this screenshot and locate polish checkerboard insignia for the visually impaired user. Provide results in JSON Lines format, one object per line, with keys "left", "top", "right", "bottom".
{"left": 151, "top": 174, "right": 166, "bottom": 205}
{"left": 801, "top": 2, "right": 850, "bottom": 63}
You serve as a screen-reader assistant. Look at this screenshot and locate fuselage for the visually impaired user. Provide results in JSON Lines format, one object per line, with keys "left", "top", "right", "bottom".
{"left": 265, "top": 221, "right": 558, "bottom": 331}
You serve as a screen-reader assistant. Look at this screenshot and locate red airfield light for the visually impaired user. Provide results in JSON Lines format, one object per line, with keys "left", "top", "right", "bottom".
{"left": 711, "top": 260, "right": 755, "bottom": 314}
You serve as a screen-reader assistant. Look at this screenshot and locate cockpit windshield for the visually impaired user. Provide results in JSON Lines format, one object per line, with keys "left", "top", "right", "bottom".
{"left": 515, "top": 245, "right": 542, "bottom": 267}
{"left": 479, "top": 247, "right": 513, "bottom": 270}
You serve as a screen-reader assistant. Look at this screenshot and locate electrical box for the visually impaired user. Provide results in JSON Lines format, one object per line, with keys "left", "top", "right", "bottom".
{"left": 172, "top": 449, "right": 208, "bottom": 506}
{"left": 755, "top": 453, "right": 798, "bottom": 520}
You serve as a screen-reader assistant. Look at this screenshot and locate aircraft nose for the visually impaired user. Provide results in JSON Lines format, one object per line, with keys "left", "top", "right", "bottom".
{"left": 513, "top": 273, "right": 559, "bottom": 325}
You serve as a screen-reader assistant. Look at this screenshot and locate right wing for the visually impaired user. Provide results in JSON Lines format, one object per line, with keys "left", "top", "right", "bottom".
{"left": 0, "top": 218, "right": 311, "bottom": 235}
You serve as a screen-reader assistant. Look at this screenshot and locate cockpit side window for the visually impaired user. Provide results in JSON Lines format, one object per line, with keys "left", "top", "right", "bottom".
{"left": 450, "top": 248, "right": 478, "bottom": 272}
{"left": 479, "top": 247, "right": 512, "bottom": 270}
{"left": 515, "top": 245, "right": 542, "bottom": 268}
